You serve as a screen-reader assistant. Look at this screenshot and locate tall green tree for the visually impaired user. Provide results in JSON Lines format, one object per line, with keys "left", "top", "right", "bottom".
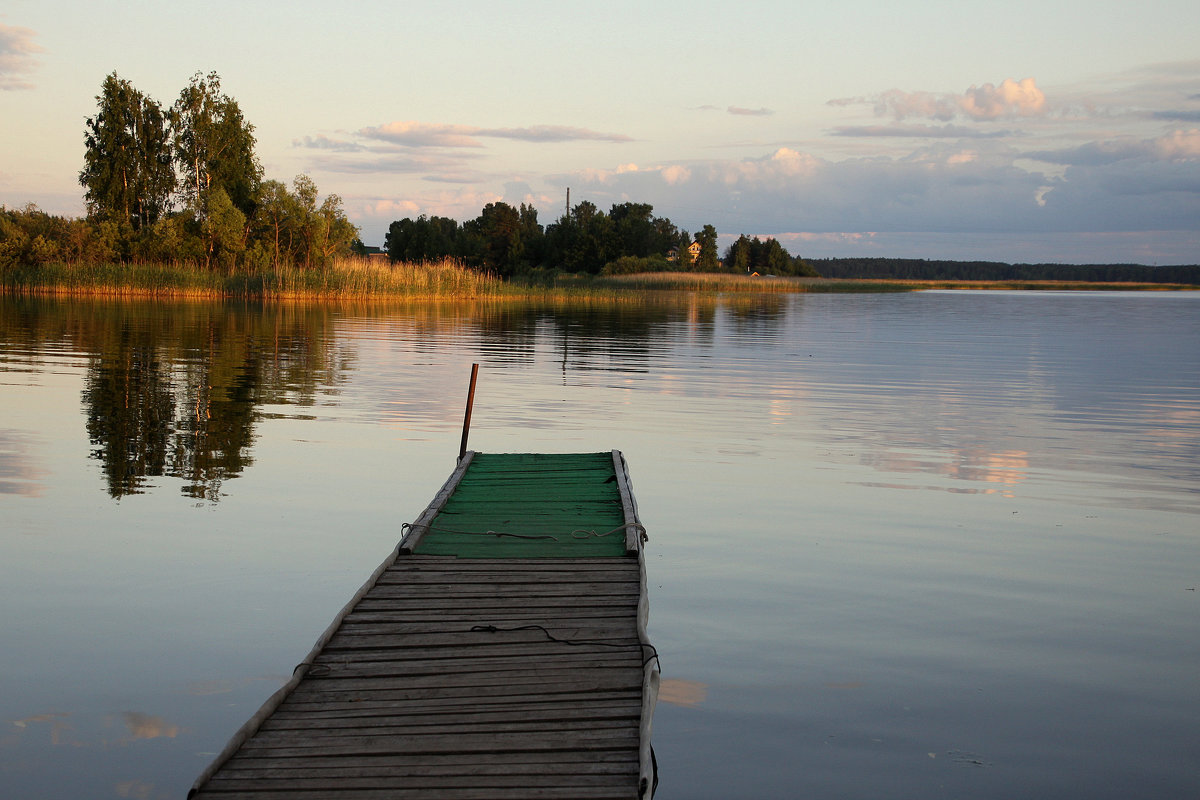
{"left": 251, "top": 179, "right": 294, "bottom": 269}
{"left": 170, "top": 71, "right": 261, "bottom": 221}
{"left": 609, "top": 202, "right": 657, "bottom": 258}
{"left": 469, "top": 201, "right": 524, "bottom": 276}
{"left": 315, "top": 192, "right": 358, "bottom": 266}
{"left": 79, "top": 73, "right": 174, "bottom": 233}
{"left": 695, "top": 224, "right": 720, "bottom": 271}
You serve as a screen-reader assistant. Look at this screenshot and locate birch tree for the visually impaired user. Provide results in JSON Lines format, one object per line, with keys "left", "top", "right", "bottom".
{"left": 79, "top": 73, "right": 174, "bottom": 231}
{"left": 170, "top": 71, "right": 261, "bottom": 222}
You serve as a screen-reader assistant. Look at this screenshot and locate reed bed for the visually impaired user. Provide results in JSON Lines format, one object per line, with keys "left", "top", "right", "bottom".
{"left": 8, "top": 260, "right": 1184, "bottom": 301}
{"left": 1, "top": 257, "right": 514, "bottom": 300}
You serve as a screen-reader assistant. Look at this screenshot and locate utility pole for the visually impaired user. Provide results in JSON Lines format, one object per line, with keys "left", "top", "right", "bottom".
{"left": 565, "top": 187, "right": 570, "bottom": 218}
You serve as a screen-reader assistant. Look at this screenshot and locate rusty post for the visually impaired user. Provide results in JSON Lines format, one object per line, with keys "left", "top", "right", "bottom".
{"left": 458, "top": 363, "right": 479, "bottom": 462}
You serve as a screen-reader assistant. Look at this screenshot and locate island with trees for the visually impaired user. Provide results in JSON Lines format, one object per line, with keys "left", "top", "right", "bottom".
{"left": 1, "top": 71, "right": 1196, "bottom": 297}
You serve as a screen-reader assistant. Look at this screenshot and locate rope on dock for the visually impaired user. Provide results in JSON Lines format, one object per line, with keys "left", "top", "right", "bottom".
{"left": 469, "top": 623, "right": 660, "bottom": 668}
{"left": 400, "top": 521, "right": 648, "bottom": 544}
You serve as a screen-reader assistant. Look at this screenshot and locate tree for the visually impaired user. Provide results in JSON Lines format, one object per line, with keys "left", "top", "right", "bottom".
{"left": 170, "top": 71, "right": 261, "bottom": 222}
{"left": 252, "top": 179, "right": 293, "bottom": 269}
{"left": 386, "top": 215, "right": 463, "bottom": 263}
{"left": 517, "top": 203, "right": 543, "bottom": 265}
{"left": 695, "top": 224, "right": 720, "bottom": 271}
{"left": 315, "top": 193, "right": 358, "bottom": 266}
{"left": 675, "top": 230, "right": 692, "bottom": 268}
{"left": 609, "top": 202, "right": 657, "bottom": 258}
{"left": 727, "top": 234, "right": 753, "bottom": 272}
{"left": 203, "top": 187, "right": 247, "bottom": 271}
{"left": 724, "top": 234, "right": 803, "bottom": 274}
{"left": 79, "top": 73, "right": 174, "bottom": 233}
{"left": 469, "top": 201, "right": 524, "bottom": 276}
{"left": 762, "top": 238, "right": 792, "bottom": 274}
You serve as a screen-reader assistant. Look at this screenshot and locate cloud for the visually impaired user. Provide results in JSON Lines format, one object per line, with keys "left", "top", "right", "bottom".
{"left": 0, "top": 22, "right": 42, "bottom": 90}
{"left": 359, "top": 121, "right": 484, "bottom": 148}
{"left": 728, "top": 106, "right": 773, "bottom": 117}
{"left": 358, "top": 120, "right": 631, "bottom": 148}
{"left": 293, "top": 135, "right": 365, "bottom": 153}
{"left": 1025, "top": 129, "right": 1200, "bottom": 165}
{"left": 832, "top": 77, "right": 1048, "bottom": 122}
{"left": 660, "top": 164, "right": 691, "bottom": 185}
{"left": 561, "top": 128, "right": 1200, "bottom": 242}
{"left": 1153, "top": 110, "right": 1200, "bottom": 122}
{"left": 481, "top": 125, "right": 632, "bottom": 143}
{"left": 832, "top": 124, "right": 1016, "bottom": 139}
{"left": 960, "top": 78, "right": 1046, "bottom": 120}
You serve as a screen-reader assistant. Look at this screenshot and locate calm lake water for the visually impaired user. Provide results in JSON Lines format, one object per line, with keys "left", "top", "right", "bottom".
{"left": 1, "top": 290, "right": 1198, "bottom": 799}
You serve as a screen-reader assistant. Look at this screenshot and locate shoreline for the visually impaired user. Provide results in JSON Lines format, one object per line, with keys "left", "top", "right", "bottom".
{"left": 2, "top": 258, "right": 1196, "bottom": 301}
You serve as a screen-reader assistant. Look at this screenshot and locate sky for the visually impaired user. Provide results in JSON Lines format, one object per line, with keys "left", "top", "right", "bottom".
{"left": 1, "top": 0, "right": 1198, "bottom": 264}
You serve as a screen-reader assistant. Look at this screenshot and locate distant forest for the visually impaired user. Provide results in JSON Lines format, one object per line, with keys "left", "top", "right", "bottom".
{"left": 812, "top": 258, "right": 1200, "bottom": 284}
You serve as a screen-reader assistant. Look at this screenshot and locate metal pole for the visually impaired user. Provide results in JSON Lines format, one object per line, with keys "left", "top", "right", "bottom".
{"left": 458, "top": 363, "right": 479, "bottom": 462}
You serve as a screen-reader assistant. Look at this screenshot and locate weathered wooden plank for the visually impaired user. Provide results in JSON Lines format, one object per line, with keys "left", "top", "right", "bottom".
{"left": 369, "top": 578, "right": 643, "bottom": 597}
{"left": 342, "top": 607, "right": 634, "bottom": 622}
{"left": 375, "top": 570, "right": 638, "bottom": 585}
{"left": 214, "top": 761, "right": 637, "bottom": 780}
{"left": 304, "top": 661, "right": 640, "bottom": 682}
{"left": 262, "top": 705, "right": 640, "bottom": 727}
{"left": 326, "top": 624, "right": 637, "bottom": 644}
{"left": 222, "top": 750, "right": 638, "bottom": 770}
{"left": 273, "top": 694, "right": 643, "bottom": 715}
{"left": 314, "top": 652, "right": 643, "bottom": 671}
{"left": 191, "top": 788, "right": 637, "bottom": 799}
{"left": 323, "top": 632, "right": 640, "bottom": 650}
{"left": 384, "top": 557, "right": 638, "bottom": 571}
{"left": 281, "top": 685, "right": 644, "bottom": 708}
{"left": 265, "top": 709, "right": 643, "bottom": 728}
{"left": 206, "top": 777, "right": 633, "bottom": 796}
{"left": 254, "top": 717, "right": 635, "bottom": 739}
{"left": 237, "top": 729, "right": 639, "bottom": 755}
{"left": 287, "top": 667, "right": 642, "bottom": 694}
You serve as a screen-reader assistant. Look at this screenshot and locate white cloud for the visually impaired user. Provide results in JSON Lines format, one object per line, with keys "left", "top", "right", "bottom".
{"left": 832, "top": 123, "right": 1015, "bottom": 139}
{"left": 359, "top": 121, "right": 484, "bottom": 148}
{"left": 728, "top": 106, "right": 773, "bottom": 116}
{"left": 834, "top": 77, "right": 1048, "bottom": 122}
{"left": 357, "top": 120, "right": 631, "bottom": 148}
{"left": 481, "top": 125, "right": 632, "bottom": 143}
{"left": 293, "top": 135, "right": 364, "bottom": 153}
{"left": 960, "top": 78, "right": 1047, "bottom": 120}
{"left": 660, "top": 165, "right": 691, "bottom": 185}
{"left": 0, "top": 22, "right": 42, "bottom": 90}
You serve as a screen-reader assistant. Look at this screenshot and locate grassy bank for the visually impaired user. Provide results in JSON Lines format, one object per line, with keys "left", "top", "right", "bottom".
{"left": 0, "top": 257, "right": 511, "bottom": 299}
{"left": 3, "top": 259, "right": 906, "bottom": 299}
{"left": 3, "top": 259, "right": 1195, "bottom": 300}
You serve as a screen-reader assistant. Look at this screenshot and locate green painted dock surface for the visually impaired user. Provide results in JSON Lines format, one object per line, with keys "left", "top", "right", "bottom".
{"left": 414, "top": 452, "right": 629, "bottom": 558}
{"left": 190, "top": 451, "right": 657, "bottom": 800}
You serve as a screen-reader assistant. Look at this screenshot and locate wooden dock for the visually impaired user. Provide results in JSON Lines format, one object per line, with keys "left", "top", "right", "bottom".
{"left": 190, "top": 451, "right": 659, "bottom": 800}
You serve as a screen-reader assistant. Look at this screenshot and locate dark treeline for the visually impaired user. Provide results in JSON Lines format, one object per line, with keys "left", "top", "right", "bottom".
{"left": 385, "top": 202, "right": 820, "bottom": 278}
{"left": 813, "top": 258, "right": 1200, "bottom": 284}
{"left": 1, "top": 71, "right": 359, "bottom": 274}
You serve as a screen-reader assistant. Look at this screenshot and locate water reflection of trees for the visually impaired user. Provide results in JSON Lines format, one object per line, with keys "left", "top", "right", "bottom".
{"left": 5, "top": 297, "right": 351, "bottom": 500}
{"left": 2, "top": 293, "right": 794, "bottom": 499}
{"left": 462, "top": 295, "right": 735, "bottom": 374}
